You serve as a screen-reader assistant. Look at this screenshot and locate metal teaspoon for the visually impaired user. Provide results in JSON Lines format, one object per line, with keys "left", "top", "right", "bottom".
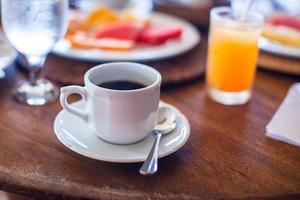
{"left": 139, "top": 106, "right": 177, "bottom": 175}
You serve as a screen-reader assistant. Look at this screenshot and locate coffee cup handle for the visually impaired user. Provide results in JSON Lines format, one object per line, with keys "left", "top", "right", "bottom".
{"left": 60, "top": 86, "right": 89, "bottom": 122}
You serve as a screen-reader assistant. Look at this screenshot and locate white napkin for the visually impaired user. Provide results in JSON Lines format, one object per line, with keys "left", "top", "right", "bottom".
{"left": 266, "top": 83, "right": 300, "bottom": 147}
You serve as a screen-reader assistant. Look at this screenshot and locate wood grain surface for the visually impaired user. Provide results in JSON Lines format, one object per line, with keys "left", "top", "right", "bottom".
{"left": 258, "top": 52, "right": 300, "bottom": 76}
{"left": 154, "top": 0, "right": 229, "bottom": 28}
{"left": 0, "top": 191, "right": 30, "bottom": 200}
{"left": 0, "top": 52, "right": 299, "bottom": 199}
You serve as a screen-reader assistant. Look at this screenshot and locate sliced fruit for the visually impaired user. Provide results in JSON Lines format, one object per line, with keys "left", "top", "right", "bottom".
{"left": 262, "top": 24, "right": 300, "bottom": 47}
{"left": 138, "top": 26, "right": 183, "bottom": 44}
{"left": 66, "top": 32, "right": 135, "bottom": 51}
{"left": 94, "top": 22, "right": 145, "bottom": 40}
{"left": 84, "top": 7, "right": 120, "bottom": 29}
{"left": 68, "top": 18, "right": 85, "bottom": 34}
{"left": 267, "top": 13, "right": 300, "bottom": 31}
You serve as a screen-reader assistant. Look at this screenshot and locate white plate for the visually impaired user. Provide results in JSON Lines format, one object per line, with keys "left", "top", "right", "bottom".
{"left": 53, "top": 100, "right": 190, "bottom": 163}
{"left": 259, "top": 37, "right": 300, "bottom": 58}
{"left": 0, "top": 32, "right": 17, "bottom": 78}
{"left": 52, "top": 12, "right": 200, "bottom": 62}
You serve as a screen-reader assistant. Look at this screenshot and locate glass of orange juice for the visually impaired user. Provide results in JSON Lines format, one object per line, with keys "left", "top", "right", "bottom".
{"left": 206, "top": 7, "right": 263, "bottom": 105}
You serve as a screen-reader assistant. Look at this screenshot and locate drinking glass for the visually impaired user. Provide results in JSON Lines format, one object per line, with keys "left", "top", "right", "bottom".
{"left": 206, "top": 7, "right": 263, "bottom": 105}
{"left": 1, "top": 0, "right": 68, "bottom": 105}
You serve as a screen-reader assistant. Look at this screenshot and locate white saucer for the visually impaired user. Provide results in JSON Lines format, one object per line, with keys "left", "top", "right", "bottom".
{"left": 53, "top": 100, "right": 190, "bottom": 163}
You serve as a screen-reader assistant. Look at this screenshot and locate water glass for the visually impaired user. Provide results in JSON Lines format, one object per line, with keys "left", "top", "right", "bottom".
{"left": 1, "top": 0, "right": 68, "bottom": 105}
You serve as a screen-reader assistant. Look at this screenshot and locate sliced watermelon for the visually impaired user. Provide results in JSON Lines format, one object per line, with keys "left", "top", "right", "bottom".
{"left": 138, "top": 26, "right": 183, "bottom": 44}
{"left": 267, "top": 13, "right": 300, "bottom": 31}
{"left": 94, "top": 22, "right": 144, "bottom": 40}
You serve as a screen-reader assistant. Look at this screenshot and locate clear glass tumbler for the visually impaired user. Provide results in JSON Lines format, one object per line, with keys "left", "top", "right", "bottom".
{"left": 1, "top": 0, "right": 68, "bottom": 105}
{"left": 206, "top": 7, "right": 263, "bottom": 105}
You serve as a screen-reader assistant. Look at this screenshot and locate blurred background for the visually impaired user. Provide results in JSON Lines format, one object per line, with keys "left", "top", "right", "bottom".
{"left": 69, "top": 0, "right": 300, "bottom": 28}
{"left": 0, "top": 0, "right": 300, "bottom": 199}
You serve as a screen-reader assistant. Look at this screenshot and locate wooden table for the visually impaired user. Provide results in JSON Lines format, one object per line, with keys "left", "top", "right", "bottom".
{"left": 0, "top": 47, "right": 299, "bottom": 199}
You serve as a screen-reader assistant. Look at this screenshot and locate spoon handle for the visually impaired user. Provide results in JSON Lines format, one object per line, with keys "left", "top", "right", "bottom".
{"left": 139, "top": 131, "right": 162, "bottom": 175}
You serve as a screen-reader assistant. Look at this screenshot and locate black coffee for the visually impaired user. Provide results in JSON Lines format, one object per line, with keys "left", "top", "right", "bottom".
{"left": 98, "top": 80, "right": 146, "bottom": 90}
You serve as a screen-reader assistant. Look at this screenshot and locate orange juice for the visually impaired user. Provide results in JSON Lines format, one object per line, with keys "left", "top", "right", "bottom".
{"left": 206, "top": 7, "right": 263, "bottom": 105}
{"left": 207, "top": 24, "right": 260, "bottom": 92}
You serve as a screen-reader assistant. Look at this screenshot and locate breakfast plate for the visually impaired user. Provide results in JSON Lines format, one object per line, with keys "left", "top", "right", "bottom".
{"left": 259, "top": 13, "right": 300, "bottom": 58}
{"left": 259, "top": 37, "right": 300, "bottom": 58}
{"left": 52, "top": 12, "right": 200, "bottom": 62}
{"left": 53, "top": 100, "right": 190, "bottom": 163}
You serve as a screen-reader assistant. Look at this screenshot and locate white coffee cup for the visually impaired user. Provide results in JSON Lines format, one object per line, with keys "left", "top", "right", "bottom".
{"left": 60, "top": 62, "right": 161, "bottom": 144}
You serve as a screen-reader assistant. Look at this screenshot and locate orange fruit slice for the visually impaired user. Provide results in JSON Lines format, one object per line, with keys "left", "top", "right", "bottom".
{"left": 84, "top": 7, "right": 120, "bottom": 29}
{"left": 66, "top": 32, "right": 135, "bottom": 51}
